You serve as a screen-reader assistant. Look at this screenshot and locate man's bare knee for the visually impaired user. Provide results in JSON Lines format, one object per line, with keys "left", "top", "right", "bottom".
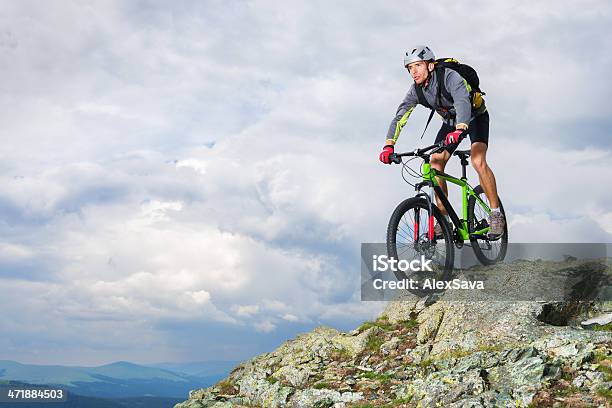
{"left": 471, "top": 156, "right": 488, "bottom": 174}
{"left": 431, "top": 152, "right": 449, "bottom": 169}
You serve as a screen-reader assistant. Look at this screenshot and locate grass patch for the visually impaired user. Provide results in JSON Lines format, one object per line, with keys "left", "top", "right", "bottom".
{"left": 365, "top": 334, "right": 384, "bottom": 352}
{"left": 313, "top": 381, "right": 332, "bottom": 389}
{"left": 358, "top": 319, "right": 394, "bottom": 333}
{"left": 357, "top": 315, "right": 397, "bottom": 333}
{"left": 357, "top": 321, "right": 377, "bottom": 332}
{"left": 418, "top": 358, "right": 433, "bottom": 368}
{"left": 553, "top": 384, "right": 582, "bottom": 398}
{"left": 359, "top": 371, "right": 395, "bottom": 384}
{"left": 330, "top": 347, "right": 352, "bottom": 362}
{"left": 597, "top": 386, "right": 612, "bottom": 400}
{"left": 592, "top": 323, "right": 612, "bottom": 332}
{"left": 392, "top": 396, "right": 413, "bottom": 405}
{"left": 215, "top": 379, "right": 237, "bottom": 395}
{"left": 435, "top": 349, "right": 473, "bottom": 360}
{"left": 560, "top": 369, "right": 574, "bottom": 381}
{"left": 476, "top": 344, "right": 505, "bottom": 353}
{"left": 396, "top": 318, "right": 418, "bottom": 330}
{"left": 265, "top": 376, "right": 278, "bottom": 385}
{"left": 349, "top": 398, "right": 411, "bottom": 408}
{"left": 594, "top": 349, "right": 610, "bottom": 361}
{"left": 597, "top": 363, "right": 612, "bottom": 381}
{"left": 594, "top": 350, "right": 612, "bottom": 381}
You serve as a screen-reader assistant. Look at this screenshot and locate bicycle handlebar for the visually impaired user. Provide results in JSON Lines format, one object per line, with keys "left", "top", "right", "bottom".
{"left": 388, "top": 142, "right": 446, "bottom": 164}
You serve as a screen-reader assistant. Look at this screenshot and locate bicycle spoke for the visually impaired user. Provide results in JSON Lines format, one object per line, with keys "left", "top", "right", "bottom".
{"left": 397, "top": 245, "right": 417, "bottom": 259}
{"left": 388, "top": 197, "right": 454, "bottom": 288}
{"left": 470, "top": 189, "right": 506, "bottom": 263}
{"left": 397, "top": 213, "right": 414, "bottom": 243}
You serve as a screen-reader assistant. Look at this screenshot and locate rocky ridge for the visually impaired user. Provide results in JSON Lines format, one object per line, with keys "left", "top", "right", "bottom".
{"left": 175, "top": 258, "right": 612, "bottom": 408}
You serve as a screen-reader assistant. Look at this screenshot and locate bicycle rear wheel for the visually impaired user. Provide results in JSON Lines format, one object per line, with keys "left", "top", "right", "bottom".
{"left": 468, "top": 185, "right": 508, "bottom": 265}
{"left": 386, "top": 197, "right": 454, "bottom": 293}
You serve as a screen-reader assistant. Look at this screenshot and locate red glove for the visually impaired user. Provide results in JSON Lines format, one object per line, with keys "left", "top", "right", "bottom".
{"left": 444, "top": 129, "right": 465, "bottom": 146}
{"left": 379, "top": 145, "right": 394, "bottom": 164}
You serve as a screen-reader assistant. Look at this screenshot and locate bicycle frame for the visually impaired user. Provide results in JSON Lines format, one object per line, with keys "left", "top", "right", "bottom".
{"left": 389, "top": 143, "right": 508, "bottom": 270}
{"left": 420, "top": 162, "right": 490, "bottom": 241}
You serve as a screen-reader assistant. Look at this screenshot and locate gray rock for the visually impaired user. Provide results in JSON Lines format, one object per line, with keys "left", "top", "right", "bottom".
{"left": 237, "top": 375, "right": 293, "bottom": 407}
{"left": 416, "top": 303, "right": 445, "bottom": 344}
{"left": 381, "top": 293, "right": 421, "bottom": 323}
{"left": 396, "top": 369, "right": 487, "bottom": 406}
{"left": 452, "top": 351, "right": 501, "bottom": 373}
{"left": 380, "top": 337, "right": 400, "bottom": 355}
{"left": 573, "top": 374, "right": 587, "bottom": 388}
{"left": 273, "top": 326, "right": 339, "bottom": 366}
{"left": 174, "top": 259, "right": 612, "bottom": 408}
{"left": 331, "top": 326, "right": 382, "bottom": 356}
{"left": 288, "top": 389, "right": 363, "bottom": 408}
{"left": 383, "top": 258, "right": 612, "bottom": 357}
{"left": 585, "top": 370, "right": 605, "bottom": 382}
{"left": 581, "top": 312, "right": 612, "bottom": 327}
{"left": 406, "top": 344, "right": 431, "bottom": 365}
{"left": 174, "top": 400, "right": 207, "bottom": 408}
{"left": 273, "top": 365, "right": 315, "bottom": 388}
{"left": 532, "top": 331, "right": 602, "bottom": 369}
{"left": 174, "top": 398, "right": 236, "bottom": 408}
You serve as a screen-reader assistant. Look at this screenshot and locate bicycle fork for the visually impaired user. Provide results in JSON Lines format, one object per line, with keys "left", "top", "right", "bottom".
{"left": 412, "top": 185, "right": 436, "bottom": 243}
{"left": 427, "top": 187, "right": 435, "bottom": 241}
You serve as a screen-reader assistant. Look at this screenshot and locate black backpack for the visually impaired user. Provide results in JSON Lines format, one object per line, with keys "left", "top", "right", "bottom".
{"left": 415, "top": 58, "right": 485, "bottom": 137}
{"left": 437, "top": 58, "right": 482, "bottom": 93}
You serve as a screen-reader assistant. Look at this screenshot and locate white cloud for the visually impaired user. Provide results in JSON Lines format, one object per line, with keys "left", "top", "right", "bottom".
{"left": 587, "top": 208, "right": 612, "bottom": 234}
{"left": 175, "top": 159, "right": 207, "bottom": 175}
{"left": 281, "top": 314, "right": 299, "bottom": 322}
{"left": 0, "top": 243, "right": 34, "bottom": 260}
{"left": 0, "top": 0, "right": 611, "bottom": 365}
{"left": 262, "top": 300, "right": 289, "bottom": 312}
{"left": 138, "top": 200, "right": 184, "bottom": 224}
{"left": 74, "top": 102, "right": 121, "bottom": 117}
{"left": 254, "top": 320, "right": 276, "bottom": 333}
{"left": 508, "top": 212, "right": 611, "bottom": 243}
{"left": 232, "top": 304, "right": 260, "bottom": 317}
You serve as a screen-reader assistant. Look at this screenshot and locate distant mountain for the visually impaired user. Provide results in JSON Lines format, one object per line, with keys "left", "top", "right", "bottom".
{"left": 0, "top": 380, "right": 183, "bottom": 407}
{"left": 148, "top": 360, "right": 239, "bottom": 378}
{"left": 0, "top": 360, "right": 231, "bottom": 398}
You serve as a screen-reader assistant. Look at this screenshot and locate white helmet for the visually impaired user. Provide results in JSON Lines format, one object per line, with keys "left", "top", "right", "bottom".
{"left": 404, "top": 45, "right": 435, "bottom": 67}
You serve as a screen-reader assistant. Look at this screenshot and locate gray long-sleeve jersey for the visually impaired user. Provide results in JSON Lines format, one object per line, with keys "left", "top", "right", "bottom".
{"left": 385, "top": 68, "right": 474, "bottom": 144}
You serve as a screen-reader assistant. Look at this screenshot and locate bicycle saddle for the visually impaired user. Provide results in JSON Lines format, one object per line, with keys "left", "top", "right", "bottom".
{"left": 453, "top": 149, "right": 471, "bottom": 158}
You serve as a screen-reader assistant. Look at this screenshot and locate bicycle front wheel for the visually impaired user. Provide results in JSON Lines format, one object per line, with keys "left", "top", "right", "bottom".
{"left": 468, "top": 185, "right": 508, "bottom": 265}
{"left": 386, "top": 197, "right": 454, "bottom": 288}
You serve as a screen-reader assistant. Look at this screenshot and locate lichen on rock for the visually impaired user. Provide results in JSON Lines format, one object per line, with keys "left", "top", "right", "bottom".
{"left": 175, "top": 258, "right": 612, "bottom": 408}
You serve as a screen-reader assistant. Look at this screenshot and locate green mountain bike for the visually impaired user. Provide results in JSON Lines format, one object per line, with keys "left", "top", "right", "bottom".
{"left": 386, "top": 142, "right": 508, "bottom": 283}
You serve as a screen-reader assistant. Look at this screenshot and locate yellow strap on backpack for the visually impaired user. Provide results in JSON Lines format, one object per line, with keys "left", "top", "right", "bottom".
{"left": 471, "top": 91, "right": 484, "bottom": 109}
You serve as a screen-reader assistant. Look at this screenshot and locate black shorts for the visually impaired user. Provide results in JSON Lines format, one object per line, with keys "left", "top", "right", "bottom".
{"left": 434, "top": 111, "right": 489, "bottom": 153}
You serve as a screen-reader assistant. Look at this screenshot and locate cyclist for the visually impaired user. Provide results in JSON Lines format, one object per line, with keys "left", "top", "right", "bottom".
{"left": 379, "top": 45, "right": 505, "bottom": 238}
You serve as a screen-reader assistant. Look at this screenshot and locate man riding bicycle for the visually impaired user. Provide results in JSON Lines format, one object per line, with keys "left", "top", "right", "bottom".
{"left": 379, "top": 45, "right": 505, "bottom": 238}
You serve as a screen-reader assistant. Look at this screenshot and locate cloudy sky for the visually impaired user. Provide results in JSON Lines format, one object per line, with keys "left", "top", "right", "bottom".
{"left": 0, "top": 0, "right": 611, "bottom": 366}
